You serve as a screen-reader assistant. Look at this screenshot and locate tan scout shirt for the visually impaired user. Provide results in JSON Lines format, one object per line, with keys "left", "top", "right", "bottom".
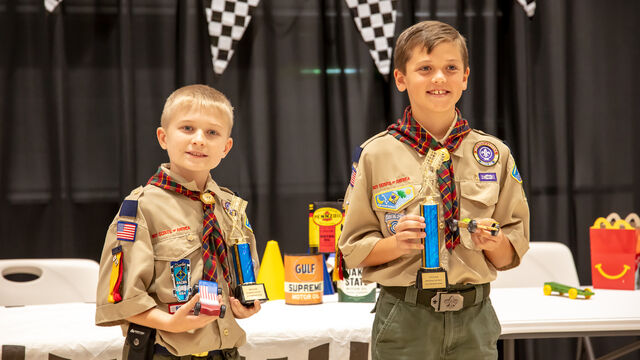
{"left": 95, "top": 164, "right": 260, "bottom": 356}
{"left": 339, "top": 130, "right": 529, "bottom": 286}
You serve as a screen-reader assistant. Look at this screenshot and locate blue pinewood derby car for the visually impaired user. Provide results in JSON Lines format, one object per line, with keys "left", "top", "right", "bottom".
{"left": 543, "top": 282, "right": 594, "bottom": 299}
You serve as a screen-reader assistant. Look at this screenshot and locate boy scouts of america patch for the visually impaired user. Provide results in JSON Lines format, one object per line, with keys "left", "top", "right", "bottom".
{"left": 374, "top": 186, "right": 415, "bottom": 211}
{"left": 473, "top": 141, "right": 499, "bottom": 166}
{"left": 384, "top": 212, "right": 403, "bottom": 234}
{"left": 511, "top": 164, "right": 523, "bottom": 183}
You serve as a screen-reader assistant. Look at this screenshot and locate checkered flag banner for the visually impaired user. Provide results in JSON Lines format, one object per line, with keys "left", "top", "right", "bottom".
{"left": 204, "top": 0, "right": 260, "bottom": 75}
{"left": 45, "top": 0, "right": 62, "bottom": 12}
{"left": 516, "top": 0, "right": 536, "bottom": 18}
{"left": 345, "top": 0, "right": 397, "bottom": 76}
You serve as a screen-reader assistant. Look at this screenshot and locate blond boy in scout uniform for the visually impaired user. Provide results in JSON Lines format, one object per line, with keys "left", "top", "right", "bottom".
{"left": 339, "top": 21, "right": 530, "bottom": 359}
{"left": 96, "top": 85, "right": 261, "bottom": 360}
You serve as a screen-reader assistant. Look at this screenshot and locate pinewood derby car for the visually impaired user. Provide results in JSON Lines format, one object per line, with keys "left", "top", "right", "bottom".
{"left": 193, "top": 280, "right": 226, "bottom": 317}
{"left": 543, "top": 282, "right": 594, "bottom": 299}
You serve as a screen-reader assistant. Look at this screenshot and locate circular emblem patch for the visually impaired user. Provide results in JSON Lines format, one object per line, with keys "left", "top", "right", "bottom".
{"left": 473, "top": 141, "right": 499, "bottom": 166}
{"left": 384, "top": 212, "right": 403, "bottom": 234}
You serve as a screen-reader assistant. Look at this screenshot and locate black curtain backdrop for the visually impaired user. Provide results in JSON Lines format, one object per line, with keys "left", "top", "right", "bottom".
{"left": 1, "top": 0, "right": 639, "bottom": 359}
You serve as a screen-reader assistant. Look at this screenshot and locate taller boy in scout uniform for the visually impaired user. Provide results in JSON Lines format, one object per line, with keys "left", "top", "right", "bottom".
{"left": 96, "top": 84, "right": 261, "bottom": 360}
{"left": 339, "top": 21, "right": 530, "bottom": 359}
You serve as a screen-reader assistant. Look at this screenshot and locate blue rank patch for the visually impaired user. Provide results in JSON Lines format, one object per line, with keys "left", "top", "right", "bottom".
{"left": 244, "top": 216, "right": 253, "bottom": 232}
{"left": 479, "top": 172, "right": 497, "bottom": 182}
{"left": 352, "top": 146, "right": 363, "bottom": 163}
{"left": 511, "top": 164, "right": 522, "bottom": 183}
{"left": 374, "top": 186, "right": 415, "bottom": 211}
{"left": 384, "top": 212, "right": 403, "bottom": 234}
{"left": 119, "top": 200, "right": 138, "bottom": 218}
{"left": 170, "top": 259, "right": 191, "bottom": 302}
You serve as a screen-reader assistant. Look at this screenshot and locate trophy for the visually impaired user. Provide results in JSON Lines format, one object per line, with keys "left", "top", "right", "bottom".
{"left": 416, "top": 148, "right": 450, "bottom": 290}
{"left": 227, "top": 197, "right": 268, "bottom": 306}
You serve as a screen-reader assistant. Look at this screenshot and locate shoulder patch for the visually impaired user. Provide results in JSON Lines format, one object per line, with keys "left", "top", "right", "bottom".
{"left": 116, "top": 221, "right": 137, "bottom": 242}
{"left": 511, "top": 163, "right": 523, "bottom": 183}
{"left": 119, "top": 200, "right": 138, "bottom": 218}
{"left": 349, "top": 165, "right": 357, "bottom": 187}
{"left": 374, "top": 186, "right": 415, "bottom": 211}
{"left": 244, "top": 215, "right": 253, "bottom": 232}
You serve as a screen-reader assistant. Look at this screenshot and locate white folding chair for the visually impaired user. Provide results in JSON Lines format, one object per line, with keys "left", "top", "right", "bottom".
{"left": 493, "top": 241, "right": 595, "bottom": 360}
{"left": 0, "top": 258, "right": 99, "bottom": 306}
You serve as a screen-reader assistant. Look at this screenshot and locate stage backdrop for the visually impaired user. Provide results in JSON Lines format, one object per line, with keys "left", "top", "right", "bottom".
{"left": 1, "top": 1, "right": 639, "bottom": 359}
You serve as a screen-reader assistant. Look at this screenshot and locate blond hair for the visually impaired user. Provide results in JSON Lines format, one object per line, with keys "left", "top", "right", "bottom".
{"left": 160, "top": 84, "right": 234, "bottom": 131}
{"left": 394, "top": 20, "right": 469, "bottom": 73}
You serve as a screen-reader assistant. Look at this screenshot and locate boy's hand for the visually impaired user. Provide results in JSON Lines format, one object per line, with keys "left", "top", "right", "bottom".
{"left": 167, "top": 293, "right": 221, "bottom": 333}
{"left": 229, "top": 297, "right": 261, "bottom": 319}
{"left": 469, "top": 218, "right": 505, "bottom": 251}
{"left": 470, "top": 218, "right": 515, "bottom": 269}
{"left": 127, "top": 293, "right": 222, "bottom": 334}
{"left": 393, "top": 214, "right": 426, "bottom": 254}
{"left": 359, "top": 214, "right": 425, "bottom": 267}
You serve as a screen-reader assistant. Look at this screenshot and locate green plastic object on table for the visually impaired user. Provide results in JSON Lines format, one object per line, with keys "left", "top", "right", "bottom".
{"left": 543, "top": 282, "right": 595, "bottom": 299}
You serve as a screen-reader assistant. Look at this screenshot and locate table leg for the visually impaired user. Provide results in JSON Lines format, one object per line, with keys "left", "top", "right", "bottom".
{"left": 597, "top": 339, "right": 640, "bottom": 360}
{"left": 503, "top": 339, "right": 515, "bottom": 360}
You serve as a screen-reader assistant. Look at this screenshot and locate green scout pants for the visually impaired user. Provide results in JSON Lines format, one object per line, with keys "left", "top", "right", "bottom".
{"left": 371, "top": 287, "right": 501, "bottom": 360}
{"left": 122, "top": 343, "right": 240, "bottom": 360}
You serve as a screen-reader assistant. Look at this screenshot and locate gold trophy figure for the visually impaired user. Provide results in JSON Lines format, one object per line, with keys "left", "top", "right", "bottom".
{"left": 227, "top": 197, "right": 268, "bottom": 306}
{"left": 415, "top": 148, "right": 450, "bottom": 290}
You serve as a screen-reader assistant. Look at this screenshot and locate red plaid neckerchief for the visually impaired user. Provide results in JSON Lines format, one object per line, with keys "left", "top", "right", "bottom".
{"left": 147, "top": 168, "right": 231, "bottom": 285}
{"left": 387, "top": 106, "right": 471, "bottom": 250}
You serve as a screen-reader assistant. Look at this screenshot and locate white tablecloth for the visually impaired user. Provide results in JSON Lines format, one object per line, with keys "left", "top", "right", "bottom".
{"left": 2, "top": 288, "right": 639, "bottom": 360}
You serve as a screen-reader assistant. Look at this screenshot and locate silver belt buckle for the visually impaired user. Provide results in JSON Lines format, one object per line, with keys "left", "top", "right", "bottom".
{"left": 430, "top": 292, "right": 464, "bottom": 312}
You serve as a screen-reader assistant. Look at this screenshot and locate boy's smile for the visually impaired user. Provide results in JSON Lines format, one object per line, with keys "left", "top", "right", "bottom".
{"left": 157, "top": 109, "right": 233, "bottom": 189}
{"left": 394, "top": 41, "right": 469, "bottom": 132}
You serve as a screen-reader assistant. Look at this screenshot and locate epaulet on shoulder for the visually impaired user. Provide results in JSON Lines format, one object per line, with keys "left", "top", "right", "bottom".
{"left": 471, "top": 128, "right": 495, "bottom": 138}
{"left": 353, "top": 130, "right": 388, "bottom": 164}
{"left": 218, "top": 186, "right": 236, "bottom": 198}
{"left": 128, "top": 186, "right": 144, "bottom": 200}
{"left": 360, "top": 130, "right": 388, "bottom": 148}
{"left": 471, "top": 129, "right": 513, "bottom": 154}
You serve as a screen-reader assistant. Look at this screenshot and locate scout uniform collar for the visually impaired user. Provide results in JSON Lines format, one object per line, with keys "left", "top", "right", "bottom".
{"left": 147, "top": 166, "right": 232, "bottom": 286}
{"left": 159, "top": 163, "right": 219, "bottom": 194}
{"left": 387, "top": 106, "right": 471, "bottom": 250}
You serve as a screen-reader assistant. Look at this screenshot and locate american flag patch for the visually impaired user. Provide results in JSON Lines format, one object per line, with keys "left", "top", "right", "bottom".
{"left": 116, "top": 221, "right": 137, "bottom": 242}
{"left": 350, "top": 165, "right": 357, "bottom": 187}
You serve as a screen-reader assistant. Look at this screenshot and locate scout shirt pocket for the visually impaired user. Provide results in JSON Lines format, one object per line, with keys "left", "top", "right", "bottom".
{"left": 458, "top": 181, "right": 499, "bottom": 250}
{"left": 371, "top": 183, "right": 421, "bottom": 238}
{"left": 153, "top": 232, "right": 201, "bottom": 304}
{"left": 458, "top": 180, "right": 499, "bottom": 217}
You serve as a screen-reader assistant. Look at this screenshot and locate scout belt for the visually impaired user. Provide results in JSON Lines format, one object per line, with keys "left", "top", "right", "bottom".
{"left": 382, "top": 283, "right": 490, "bottom": 312}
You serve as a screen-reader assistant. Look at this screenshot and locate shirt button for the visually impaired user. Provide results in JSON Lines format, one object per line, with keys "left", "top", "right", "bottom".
{"left": 223, "top": 329, "right": 229, "bottom": 336}
{"left": 187, "top": 234, "right": 195, "bottom": 241}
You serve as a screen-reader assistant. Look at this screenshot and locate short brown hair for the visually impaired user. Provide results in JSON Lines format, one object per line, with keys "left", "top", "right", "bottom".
{"left": 160, "top": 84, "right": 234, "bottom": 132}
{"left": 394, "top": 20, "right": 469, "bottom": 73}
